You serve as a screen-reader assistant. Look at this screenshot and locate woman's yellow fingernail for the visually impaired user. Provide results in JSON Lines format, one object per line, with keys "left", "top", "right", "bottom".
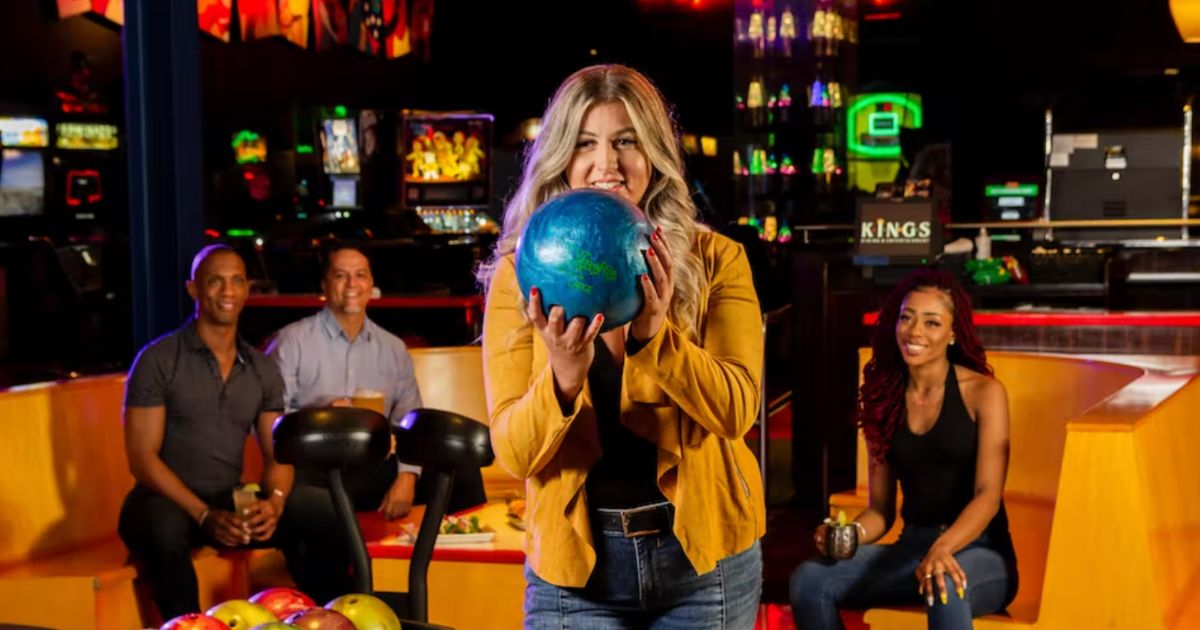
{"left": 940, "top": 592, "right": 948, "bottom": 605}
{"left": 957, "top": 586, "right": 965, "bottom": 599}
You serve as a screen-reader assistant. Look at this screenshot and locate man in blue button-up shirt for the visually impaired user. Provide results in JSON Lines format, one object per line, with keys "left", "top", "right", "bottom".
{"left": 267, "top": 245, "right": 426, "bottom": 519}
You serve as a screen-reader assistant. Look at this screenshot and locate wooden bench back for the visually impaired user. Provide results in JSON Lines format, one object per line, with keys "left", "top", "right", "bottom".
{"left": 408, "top": 346, "right": 519, "bottom": 498}
{"left": 0, "top": 375, "right": 133, "bottom": 568}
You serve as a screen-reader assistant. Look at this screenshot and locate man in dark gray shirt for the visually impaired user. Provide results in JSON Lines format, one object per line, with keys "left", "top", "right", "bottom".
{"left": 117, "top": 244, "right": 347, "bottom": 619}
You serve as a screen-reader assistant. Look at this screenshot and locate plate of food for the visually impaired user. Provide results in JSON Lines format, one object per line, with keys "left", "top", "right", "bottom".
{"left": 398, "top": 515, "right": 495, "bottom": 545}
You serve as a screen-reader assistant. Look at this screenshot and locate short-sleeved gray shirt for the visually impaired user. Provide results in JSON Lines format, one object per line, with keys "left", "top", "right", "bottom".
{"left": 124, "top": 319, "right": 285, "bottom": 497}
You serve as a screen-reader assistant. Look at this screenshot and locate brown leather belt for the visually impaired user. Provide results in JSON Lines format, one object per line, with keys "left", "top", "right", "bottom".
{"left": 595, "top": 502, "right": 674, "bottom": 538}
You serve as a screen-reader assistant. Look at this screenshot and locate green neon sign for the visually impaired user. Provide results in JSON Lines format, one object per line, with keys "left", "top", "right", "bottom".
{"left": 226, "top": 228, "right": 257, "bottom": 237}
{"left": 334, "top": 105, "right": 348, "bottom": 117}
{"left": 231, "top": 130, "right": 266, "bottom": 165}
{"left": 847, "top": 93, "right": 923, "bottom": 159}
{"left": 230, "top": 130, "right": 260, "bottom": 147}
{"left": 296, "top": 144, "right": 314, "bottom": 154}
{"left": 985, "top": 184, "right": 1039, "bottom": 197}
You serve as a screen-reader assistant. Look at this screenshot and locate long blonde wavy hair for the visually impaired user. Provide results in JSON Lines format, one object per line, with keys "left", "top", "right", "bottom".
{"left": 476, "top": 64, "right": 706, "bottom": 336}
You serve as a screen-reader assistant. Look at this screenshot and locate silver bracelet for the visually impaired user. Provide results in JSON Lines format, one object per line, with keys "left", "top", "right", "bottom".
{"left": 854, "top": 521, "right": 868, "bottom": 541}
{"left": 198, "top": 508, "right": 211, "bottom": 527}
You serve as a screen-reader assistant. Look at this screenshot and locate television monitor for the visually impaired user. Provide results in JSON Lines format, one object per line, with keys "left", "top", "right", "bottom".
{"left": 0, "top": 149, "right": 46, "bottom": 216}
{"left": 320, "top": 118, "right": 360, "bottom": 175}
{"left": 331, "top": 176, "right": 357, "bottom": 208}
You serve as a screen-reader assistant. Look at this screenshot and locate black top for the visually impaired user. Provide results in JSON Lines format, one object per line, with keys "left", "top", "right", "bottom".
{"left": 889, "top": 365, "right": 1011, "bottom": 541}
{"left": 585, "top": 338, "right": 667, "bottom": 510}
{"left": 124, "top": 319, "right": 285, "bottom": 496}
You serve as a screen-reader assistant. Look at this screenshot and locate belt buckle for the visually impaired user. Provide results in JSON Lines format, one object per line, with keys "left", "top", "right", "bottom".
{"left": 620, "top": 504, "right": 663, "bottom": 538}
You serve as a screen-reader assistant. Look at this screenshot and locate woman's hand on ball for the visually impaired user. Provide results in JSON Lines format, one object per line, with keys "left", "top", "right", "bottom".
{"left": 631, "top": 227, "right": 674, "bottom": 343}
{"left": 527, "top": 287, "right": 604, "bottom": 407}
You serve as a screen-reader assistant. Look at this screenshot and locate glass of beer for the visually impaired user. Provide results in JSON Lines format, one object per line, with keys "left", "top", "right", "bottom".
{"left": 351, "top": 388, "right": 386, "bottom": 415}
{"left": 232, "top": 483, "right": 259, "bottom": 521}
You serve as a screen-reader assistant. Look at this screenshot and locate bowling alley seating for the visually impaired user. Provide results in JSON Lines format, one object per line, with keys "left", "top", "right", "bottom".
{"left": 0, "top": 374, "right": 298, "bottom": 629}
{"left": 829, "top": 351, "right": 1200, "bottom": 629}
{"left": 0, "top": 343, "right": 505, "bottom": 629}
{"left": 407, "top": 345, "right": 521, "bottom": 500}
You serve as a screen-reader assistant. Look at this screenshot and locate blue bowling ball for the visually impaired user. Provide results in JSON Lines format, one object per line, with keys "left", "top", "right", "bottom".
{"left": 516, "top": 189, "right": 653, "bottom": 332}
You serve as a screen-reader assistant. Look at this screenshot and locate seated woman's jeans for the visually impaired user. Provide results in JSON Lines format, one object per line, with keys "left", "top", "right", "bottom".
{"left": 524, "top": 523, "right": 762, "bottom": 629}
{"left": 789, "top": 525, "right": 1017, "bottom": 630}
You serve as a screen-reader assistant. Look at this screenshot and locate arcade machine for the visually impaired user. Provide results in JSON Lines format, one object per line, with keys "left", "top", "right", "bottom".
{"left": 0, "top": 114, "right": 112, "bottom": 377}
{"left": 53, "top": 121, "right": 120, "bottom": 221}
{"left": 0, "top": 117, "right": 49, "bottom": 220}
{"left": 51, "top": 120, "right": 123, "bottom": 340}
{"left": 398, "top": 110, "right": 498, "bottom": 237}
{"left": 51, "top": 51, "right": 124, "bottom": 225}
{"left": 364, "top": 110, "right": 498, "bottom": 297}
{"left": 319, "top": 105, "right": 363, "bottom": 216}
{"left": 846, "top": 92, "right": 923, "bottom": 195}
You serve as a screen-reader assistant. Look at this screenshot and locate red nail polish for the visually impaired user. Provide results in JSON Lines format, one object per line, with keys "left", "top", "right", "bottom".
{"left": 531, "top": 287, "right": 539, "bottom": 297}
{"left": 651, "top": 231, "right": 658, "bottom": 241}
{"left": 648, "top": 248, "right": 656, "bottom": 257}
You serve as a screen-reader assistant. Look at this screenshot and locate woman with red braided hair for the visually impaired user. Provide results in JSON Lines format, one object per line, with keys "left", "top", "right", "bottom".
{"left": 790, "top": 268, "right": 1018, "bottom": 630}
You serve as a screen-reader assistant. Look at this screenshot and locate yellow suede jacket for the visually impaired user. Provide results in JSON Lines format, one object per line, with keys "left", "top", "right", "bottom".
{"left": 482, "top": 230, "right": 767, "bottom": 587}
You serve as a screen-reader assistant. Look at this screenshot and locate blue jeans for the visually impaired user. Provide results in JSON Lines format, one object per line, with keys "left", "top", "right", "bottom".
{"left": 789, "top": 526, "right": 1017, "bottom": 630}
{"left": 524, "top": 505, "right": 763, "bottom": 629}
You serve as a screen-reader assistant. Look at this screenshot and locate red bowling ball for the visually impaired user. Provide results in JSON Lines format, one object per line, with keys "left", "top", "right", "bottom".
{"left": 284, "top": 608, "right": 355, "bottom": 630}
{"left": 249, "top": 587, "right": 317, "bottom": 620}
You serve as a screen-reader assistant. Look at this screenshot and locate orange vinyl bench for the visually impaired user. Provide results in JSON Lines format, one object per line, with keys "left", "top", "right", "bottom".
{"left": 0, "top": 374, "right": 291, "bottom": 630}
{"left": 829, "top": 351, "right": 1200, "bottom": 630}
{"left": 0, "top": 345, "right": 510, "bottom": 629}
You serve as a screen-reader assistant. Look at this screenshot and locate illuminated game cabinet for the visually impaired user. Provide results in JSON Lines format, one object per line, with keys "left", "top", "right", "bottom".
{"left": 319, "top": 108, "right": 363, "bottom": 212}
{"left": 984, "top": 179, "right": 1042, "bottom": 222}
{"left": 846, "top": 92, "right": 923, "bottom": 195}
{"left": 398, "top": 111, "right": 498, "bottom": 235}
{"left": 55, "top": 121, "right": 120, "bottom": 220}
{"left": 0, "top": 117, "right": 50, "bottom": 218}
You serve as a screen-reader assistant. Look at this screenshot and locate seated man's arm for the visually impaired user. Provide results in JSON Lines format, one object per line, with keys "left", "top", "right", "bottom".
{"left": 264, "top": 329, "right": 301, "bottom": 412}
{"left": 379, "top": 341, "right": 424, "bottom": 520}
{"left": 244, "top": 358, "right": 292, "bottom": 541}
{"left": 245, "top": 409, "right": 293, "bottom": 541}
{"left": 124, "top": 405, "right": 247, "bottom": 546}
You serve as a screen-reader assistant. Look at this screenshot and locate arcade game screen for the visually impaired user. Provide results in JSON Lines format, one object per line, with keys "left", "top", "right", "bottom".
{"left": 0, "top": 149, "right": 46, "bottom": 216}
{"left": 331, "top": 176, "right": 357, "bottom": 208}
{"left": 985, "top": 181, "right": 1041, "bottom": 221}
{"left": 402, "top": 115, "right": 488, "bottom": 183}
{"left": 0, "top": 117, "right": 50, "bottom": 148}
{"left": 320, "top": 118, "right": 360, "bottom": 175}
